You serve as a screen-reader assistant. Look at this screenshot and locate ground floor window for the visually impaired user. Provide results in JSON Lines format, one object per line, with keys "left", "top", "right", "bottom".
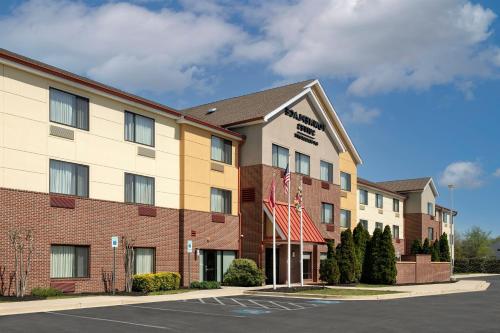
{"left": 428, "top": 227, "right": 434, "bottom": 241}
{"left": 393, "top": 225, "right": 400, "bottom": 239}
{"left": 359, "top": 219, "right": 368, "bottom": 230}
{"left": 50, "top": 245, "right": 89, "bottom": 278}
{"left": 134, "top": 248, "right": 155, "bottom": 274}
{"left": 303, "top": 252, "right": 312, "bottom": 280}
{"left": 375, "top": 222, "right": 383, "bottom": 231}
{"left": 199, "top": 250, "right": 236, "bottom": 282}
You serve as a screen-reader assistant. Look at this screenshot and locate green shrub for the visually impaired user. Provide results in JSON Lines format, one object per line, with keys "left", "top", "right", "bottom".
{"left": 422, "top": 238, "right": 431, "bottom": 254}
{"left": 132, "top": 272, "right": 181, "bottom": 293}
{"left": 410, "top": 239, "right": 422, "bottom": 255}
{"left": 439, "top": 233, "right": 451, "bottom": 262}
{"left": 453, "top": 259, "right": 500, "bottom": 273}
{"left": 337, "top": 229, "right": 357, "bottom": 284}
{"left": 353, "top": 223, "right": 370, "bottom": 281}
{"left": 431, "top": 240, "right": 441, "bottom": 262}
{"left": 190, "top": 281, "right": 221, "bottom": 289}
{"left": 319, "top": 240, "right": 340, "bottom": 285}
{"left": 362, "top": 228, "right": 382, "bottom": 283}
{"left": 31, "top": 287, "right": 63, "bottom": 298}
{"left": 223, "top": 259, "right": 264, "bottom": 287}
{"left": 378, "top": 225, "right": 397, "bottom": 285}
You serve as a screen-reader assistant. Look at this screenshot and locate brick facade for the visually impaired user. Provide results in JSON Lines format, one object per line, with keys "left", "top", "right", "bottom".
{"left": 404, "top": 213, "right": 442, "bottom": 254}
{"left": 396, "top": 255, "right": 451, "bottom": 284}
{"left": 0, "top": 187, "right": 238, "bottom": 294}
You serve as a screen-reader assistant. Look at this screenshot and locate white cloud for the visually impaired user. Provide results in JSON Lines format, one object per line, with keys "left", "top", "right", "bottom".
{"left": 440, "top": 161, "right": 484, "bottom": 189}
{"left": 0, "top": 0, "right": 246, "bottom": 93}
{"left": 244, "top": 0, "right": 499, "bottom": 96}
{"left": 494, "top": 168, "right": 500, "bottom": 177}
{"left": 341, "top": 103, "right": 381, "bottom": 124}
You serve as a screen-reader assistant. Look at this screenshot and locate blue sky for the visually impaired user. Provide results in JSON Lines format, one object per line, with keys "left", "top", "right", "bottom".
{"left": 1, "top": 0, "right": 499, "bottom": 236}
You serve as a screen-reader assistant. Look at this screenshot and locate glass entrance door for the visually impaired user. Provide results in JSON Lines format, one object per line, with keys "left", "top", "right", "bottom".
{"left": 203, "top": 250, "right": 217, "bottom": 281}
{"left": 265, "top": 247, "right": 280, "bottom": 284}
{"left": 200, "top": 250, "right": 236, "bottom": 282}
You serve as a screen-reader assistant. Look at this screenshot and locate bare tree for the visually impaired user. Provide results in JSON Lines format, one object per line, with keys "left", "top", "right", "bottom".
{"left": 122, "top": 236, "right": 135, "bottom": 293}
{"left": 8, "top": 229, "right": 34, "bottom": 298}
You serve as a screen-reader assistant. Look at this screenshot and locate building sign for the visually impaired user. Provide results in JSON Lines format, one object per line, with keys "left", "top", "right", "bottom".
{"left": 284, "top": 108, "right": 325, "bottom": 146}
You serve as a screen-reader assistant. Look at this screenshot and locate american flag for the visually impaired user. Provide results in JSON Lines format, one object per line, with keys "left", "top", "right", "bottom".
{"left": 283, "top": 164, "right": 290, "bottom": 195}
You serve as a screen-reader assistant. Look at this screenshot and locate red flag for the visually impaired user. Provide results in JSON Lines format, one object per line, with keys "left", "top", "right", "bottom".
{"left": 269, "top": 178, "right": 276, "bottom": 209}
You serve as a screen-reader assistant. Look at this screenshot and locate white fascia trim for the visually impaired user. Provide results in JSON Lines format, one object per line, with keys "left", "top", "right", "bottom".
{"left": 226, "top": 119, "right": 265, "bottom": 129}
{"left": 262, "top": 87, "right": 346, "bottom": 153}
{"left": 262, "top": 204, "right": 287, "bottom": 240}
{"left": 176, "top": 117, "right": 243, "bottom": 141}
{"left": 313, "top": 80, "right": 363, "bottom": 165}
{"left": 427, "top": 178, "right": 440, "bottom": 197}
{"left": 0, "top": 58, "right": 180, "bottom": 121}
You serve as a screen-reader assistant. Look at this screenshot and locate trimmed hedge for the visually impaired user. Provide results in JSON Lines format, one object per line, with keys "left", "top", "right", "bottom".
{"left": 31, "top": 287, "right": 63, "bottom": 297}
{"left": 190, "top": 281, "right": 221, "bottom": 289}
{"left": 223, "top": 259, "right": 264, "bottom": 286}
{"left": 454, "top": 259, "right": 500, "bottom": 274}
{"left": 132, "top": 272, "right": 181, "bottom": 293}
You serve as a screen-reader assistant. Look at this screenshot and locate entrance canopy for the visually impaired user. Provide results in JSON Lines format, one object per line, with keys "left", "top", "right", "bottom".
{"left": 263, "top": 201, "right": 325, "bottom": 244}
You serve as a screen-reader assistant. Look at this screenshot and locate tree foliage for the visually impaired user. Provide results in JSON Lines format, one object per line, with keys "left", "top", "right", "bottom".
{"left": 431, "top": 240, "right": 440, "bottom": 262}
{"left": 362, "top": 228, "right": 382, "bottom": 283}
{"left": 378, "top": 226, "right": 397, "bottom": 284}
{"left": 439, "top": 233, "right": 451, "bottom": 262}
{"left": 319, "top": 240, "right": 340, "bottom": 285}
{"left": 422, "top": 238, "right": 431, "bottom": 255}
{"left": 337, "top": 230, "right": 357, "bottom": 284}
{"left": 410, "top": 239, "right": 422, "bottom": 255}
{"left": 353, "top": 223, "right": 370, "bottom": 281}
{"left": 455, "top": 226, "right": 494, "bottom": 259}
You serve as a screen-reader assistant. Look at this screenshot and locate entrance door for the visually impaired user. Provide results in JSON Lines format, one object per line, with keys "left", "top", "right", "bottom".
{"left": 265, "top": 248, "right": 280, "bottom": 284}
{"left": 204, "top": 250, "right": 217, "bottom": 281}
{"left": 303, "top": 252, "right": 312, "bottom": 280}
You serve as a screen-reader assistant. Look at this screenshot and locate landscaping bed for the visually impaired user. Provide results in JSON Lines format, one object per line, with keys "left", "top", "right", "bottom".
{"left": 257, "top": 285, "right": 400, "bottom": 296}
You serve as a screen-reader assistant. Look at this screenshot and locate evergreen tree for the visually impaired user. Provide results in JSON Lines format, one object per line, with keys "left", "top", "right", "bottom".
{"left": 362, "top": 228, "right": 382, "bottom": 283}
{"left": 353, "top": 223, "right": 370, "bottom": 281}
{"left": 337, "top": 230, "right": 357, "bottom": 284}
{"left": 319, "top": 240, "right": 340, "bottom": 285}
{"left": 439, "top": 233, "right": 451, "bottom": 262}
{"left": 378, "top": 225, "right": 397, "bottom": 284}
{"left": 410, "top": 239, "right": 422, "bottom": 255}
{"left": 422, "top": 238, "right": 431, "bottom": 254}
{"left": 431, "top": 240, "right": 440, "bottom": 262}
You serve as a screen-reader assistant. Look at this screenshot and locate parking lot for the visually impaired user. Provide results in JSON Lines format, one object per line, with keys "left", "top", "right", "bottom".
{"left": 1, "top": 276, "right": 499, "bottom": 332}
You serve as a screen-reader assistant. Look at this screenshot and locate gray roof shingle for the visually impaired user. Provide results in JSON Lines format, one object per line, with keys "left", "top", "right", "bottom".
{"left": 376, "top": 177, "right": 432, "bottom": 193}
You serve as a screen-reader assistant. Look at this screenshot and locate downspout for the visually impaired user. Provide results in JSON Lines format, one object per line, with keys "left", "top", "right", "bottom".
{"left": 238, "top": 140, "right": 243, "bottom": 259}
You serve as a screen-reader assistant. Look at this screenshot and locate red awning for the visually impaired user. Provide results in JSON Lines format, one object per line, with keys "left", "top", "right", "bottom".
{"left": 263, "top": 201, "right": 325, "bottom": 244}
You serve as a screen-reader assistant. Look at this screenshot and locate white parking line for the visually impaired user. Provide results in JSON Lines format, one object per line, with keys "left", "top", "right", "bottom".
{"left": 124, "top": 304, "right": 246, "bottom": 318}
{"left": 198, "top": 298, "right": 206, "bottom": 304}
{"left": 231, "top": 298, "right": 247, "bottom": 307}
{"left": 45, "top": 311, "right": 172, "bottom": 330}
{"left": 213, "top": 297, "right": 225, "bottom": 305}
{"left": 287, "top": 302, "right": 305, "bottom": 310}
{"left": 269, "top": 301, "right": 292, "bottom": 310}
{"left": 248, "top": 300, "right": 269, "bottom": 309}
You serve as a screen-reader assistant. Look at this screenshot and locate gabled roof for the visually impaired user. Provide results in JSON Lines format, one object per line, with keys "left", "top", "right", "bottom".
{"left": 0, "top": 48, "right": 243, "bottom": 141}
{"left": 357, "top": 177, "right": 406, "bottom": 200}
{"left": 377, "top": 177, "right": 439, "bottom": 197}
{"left": 182, "top": 79, "right": 363, "bottom": 164}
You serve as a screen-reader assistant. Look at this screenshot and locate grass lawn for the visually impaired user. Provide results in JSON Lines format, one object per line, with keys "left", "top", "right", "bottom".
{"left": 147, "top": 289, "right": 194, "bottom": 296}
{"left": 293, "top": 288, "right": 400, "bottom": 296}
{"left": 354, "top": 283, "right": 392, "bottom": 288}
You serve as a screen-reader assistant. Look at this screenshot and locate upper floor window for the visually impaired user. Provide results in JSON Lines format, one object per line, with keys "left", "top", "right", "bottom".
{"left": 50, "top": 88, "right": 89, "bottom": 130}
{"left": 375, "top": 222, "right": 383, "bottom": 230}
{"left": 134, "top": 248, "right": 155, "bottom": 274}
{"left": 359, "top": 219, "right": 368, "bottom": 230}
{"left": 393, "top": 225, "right": 400, "bottom": 239}
{"left": 125, "top": 111, "right": 155, "bottom": 147}
{"left": 49, "top": 159, "right": 89, "bottom": 197}
{"left": 428, "top": 227, "right": 434, "bottom": 241}
{"left": 320, "top": 161, "right": 333, "bottom": 183}
{"left": 340, "top": 209, "right": 351, "bottom": 228}
{"left": 393, "top": 199, "right": 400, "bottom": 212}
{"left": 211, "top": 188, "right": 232, "bottom": 214}
{"left": 321, "top": 203, "right": 333, "bottom": 224}
{"left": 340, "top": 172, "right": 351, "bottom": 191}
{"left": 272, "top": 144, "right": 289, "bottom": 169}
{"left": 359, "top": 189, "right": 368, "bottom": 205}
{"left": 125, "top": 173, "right": 155, "bottom": 205}
{"left": 211, "top": 136, "right": 232, "bottom": 164}
{"left": 50, "top": 245, "right": 89, "bottom": 278}
{"left": 376, "top": 193, "right": 383, "bottom": 208}
{"left": 443, "top": 212, "right": 449, "bottom": 223}
{"left": 427, "top": 202, "right": 434, "bottom": 216}
{"left": 295, "top": 152, "right": 310, "bottom": 176}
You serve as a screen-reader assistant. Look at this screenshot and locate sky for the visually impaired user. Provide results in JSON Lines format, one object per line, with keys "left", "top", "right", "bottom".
{"left": 1, "top": 0, "right": 499, "bottom": 236}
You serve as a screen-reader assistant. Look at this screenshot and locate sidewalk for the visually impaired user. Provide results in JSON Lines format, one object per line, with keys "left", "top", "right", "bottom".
{"left": 0, "top": 287, "right": 258, "bottom": 317}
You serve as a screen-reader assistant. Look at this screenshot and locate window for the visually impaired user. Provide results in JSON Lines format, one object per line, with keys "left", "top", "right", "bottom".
{"left": 376, "top": 194, "right": 383, "bottom": 208}
{"left": 427, "top": 202, "right": 434, "bottom": 216}
{"left": 359, "top": 189, "right": 368, "bottom": 205}
{"left": 49, "top": 160, "right": 89, "bottom": 197}
{"left": 211, "top": 136, "right": 232, "bottom": 164}
{"left": 375, "top": 222, "right": 383, "bottom": 230}
{"left": 340, "top": 209, "right": 351, "bottom": 228}
{"left": 211, "top": 188, "right": 232, "bottom": 214}
{"left": 49, "top": 88, "right": 89, "bottom": 130}
{"left": 359, "top": 219, "right": 368, "bottom": 230}
{"left": 50, "top": 245, "right": 89, "bottom": 278}
{"left": 303, "top": 252, "right": 312, "bottom": 279}
{"left": 443, "top": 212, "right": 449, "bottom": 223}
{"left": 272, "top": 144, "right": 289, "bottom": 169}
{"left": 134, "top": 248, "right": 155, "bottom": 274}
{"left": 295, "top": 152, "right": 310, "bottom": 176}
{"left": 428, "top": 227, "right": 434, "bottom": 241}
{"left": 320, "top": 161, "right": 333, "bottom": 183}
{"left": 125, "top": 173, "right": 155, "bottom": 205}
{"left": 321, "top": 203, "right": 334, "bottom": 224}
{"left": 393, "top": 199, "right": 400, "bottom": 212}
{"left": 340, "top": 172, "right": 351, "bottom": 191}
{"left": 393, "top": 225, "right": 400, "bottom": 239}
{"left": 125, "top": 111, "right": 155, "bottom": 146}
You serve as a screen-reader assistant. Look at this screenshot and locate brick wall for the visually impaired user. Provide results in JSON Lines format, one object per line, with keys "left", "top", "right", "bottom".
{"left": 404, "top": 213, "right": 441, "bottom": 254}
{"left": 396, "top": 254, "right": 451, "bottom": 284}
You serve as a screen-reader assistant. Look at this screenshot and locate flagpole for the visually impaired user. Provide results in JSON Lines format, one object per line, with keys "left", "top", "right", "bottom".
{"left": 272, "top": 176, "right": 277, "bottom": 290}
{"left": 287, "top": 154, "right": 291, "bottom": 288}
{"left": 300, "top": 177, "right": 304, "bottom": 287}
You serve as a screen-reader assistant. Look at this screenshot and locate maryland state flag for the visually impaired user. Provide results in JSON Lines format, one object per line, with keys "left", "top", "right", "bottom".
{"left": 294, "top": 179, "right": 303, "bottom": 212}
